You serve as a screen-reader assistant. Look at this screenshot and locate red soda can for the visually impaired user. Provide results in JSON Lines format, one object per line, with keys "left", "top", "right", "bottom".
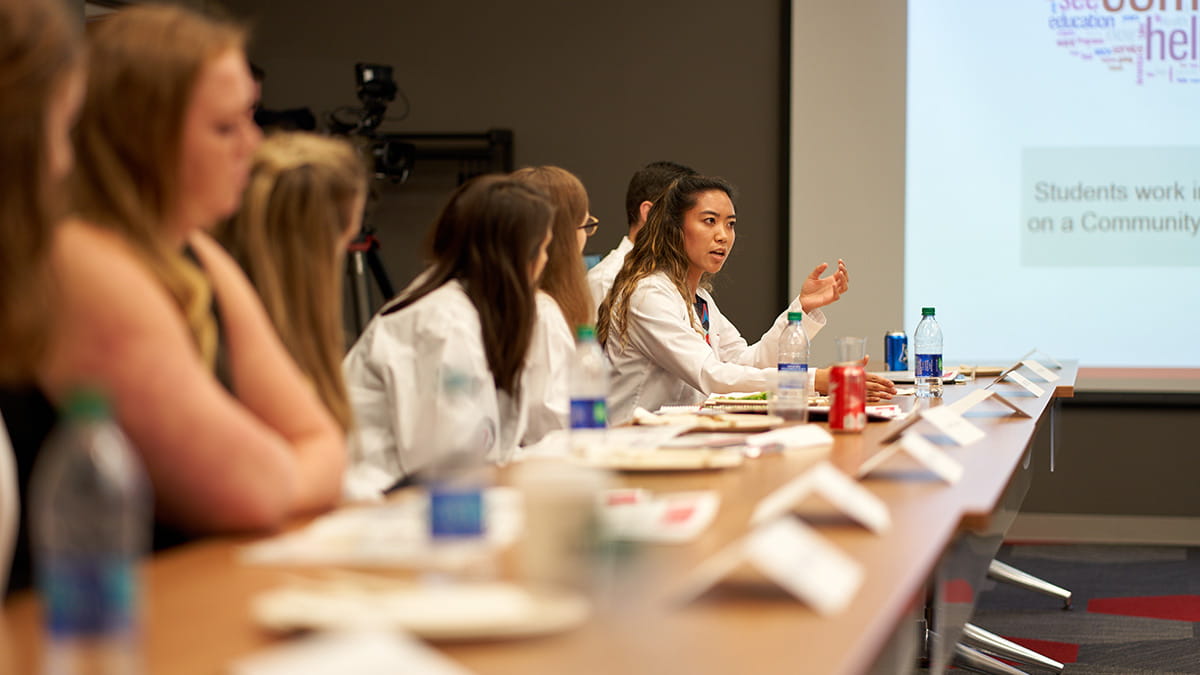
{"left": 829, "top": 363, "right": 867, "bottom": 432}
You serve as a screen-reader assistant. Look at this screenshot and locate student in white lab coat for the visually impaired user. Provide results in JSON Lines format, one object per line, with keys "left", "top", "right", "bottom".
{"left": 342, "top": 175, "right": 555, "bottom": 497}
{"left": 597, "top": 174, "right": 896, "bottom": 425}
{"left": 511, "top": 166, "right": 597, "bottom": 445}
{"left": 586, "top": 161, "right": 696, "bottom": 313}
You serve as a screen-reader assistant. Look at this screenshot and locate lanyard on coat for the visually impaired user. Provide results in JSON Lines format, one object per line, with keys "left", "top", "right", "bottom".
{"left": 693, "top": 295, "right": 710, "bottom": 346}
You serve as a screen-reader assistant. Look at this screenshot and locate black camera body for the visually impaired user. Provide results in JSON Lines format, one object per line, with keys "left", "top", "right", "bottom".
{"left": 329, "top": 62, "right": 414, "bottom": 182}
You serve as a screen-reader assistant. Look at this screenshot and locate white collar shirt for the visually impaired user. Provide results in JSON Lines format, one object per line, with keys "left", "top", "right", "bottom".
{"left": 586, "top": 235, "right": 633, "bottom": 319}
{"left": 520, "top": 291, "right": 574, "bottom": 446}
{"left": 604, "top": 272, "right": 825, "bottom": 426}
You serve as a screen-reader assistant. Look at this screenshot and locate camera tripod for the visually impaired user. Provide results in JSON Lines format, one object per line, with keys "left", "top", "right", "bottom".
{"left": 346, "top": 226, "right": 395, "bottom": 334}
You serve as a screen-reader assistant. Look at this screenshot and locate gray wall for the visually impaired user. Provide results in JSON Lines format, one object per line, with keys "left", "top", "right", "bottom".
{"left": 222, "top": 0, "right": 1199, "bottom": 522}
{"left": 790, "top": 0, "right": 906, "bottom": 367}
{"left": 226, "top": 0, "right": 788, "bottom": 334}
{"left": 1024, "top": 394, "right": 1200, "bottom": 518}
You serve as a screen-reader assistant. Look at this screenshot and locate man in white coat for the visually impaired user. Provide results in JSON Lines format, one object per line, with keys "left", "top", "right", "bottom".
{"left": 586, "top": 161, "right": 696, "bottom": 315}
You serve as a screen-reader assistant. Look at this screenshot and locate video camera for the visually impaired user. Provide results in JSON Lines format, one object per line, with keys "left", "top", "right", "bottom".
{"left": 328, "top": 63, "right": 414, "bottom": 182}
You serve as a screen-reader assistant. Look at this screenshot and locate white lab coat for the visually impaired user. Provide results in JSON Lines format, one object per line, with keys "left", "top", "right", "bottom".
{"left": 604, "top": 272, "right": 825, "bottom": 426}
{"left": 586, "top": 236, "right": 633, "bottom": 317}
{"left": 342, "top": 280, "right": 526, "bottom": 499}
{"left": 521, "top": 292, "right": 574, "bottom": 446}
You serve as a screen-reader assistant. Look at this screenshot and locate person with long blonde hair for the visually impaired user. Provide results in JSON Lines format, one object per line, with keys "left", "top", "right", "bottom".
{"left": 598, "top": 174, "right": 895, "bottom": 425}
{"left": 510, "top": 166, "right": 595, "bottom": 444}
{"left": 12, "top": 4, "right": 345, "bottom": 573}
{"left": 216, "top": 133, "right": 367, "bottom": 433}
{"left": 0, "top": 0, "right": 84, "bottom": 594}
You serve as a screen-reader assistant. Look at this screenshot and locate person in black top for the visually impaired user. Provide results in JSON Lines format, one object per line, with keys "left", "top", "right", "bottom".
{"left": 4, "top": 4, "right": 347, "bottom": 595}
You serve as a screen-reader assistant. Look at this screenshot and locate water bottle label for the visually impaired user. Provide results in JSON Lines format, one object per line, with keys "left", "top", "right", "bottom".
{"left": 570, "top": 398, "right": 607, "bottom": 429}
{"left": 42, "top": 557, "right": 136, "bottom": 637}
{"left": 777, "top": 362, "right": 808, "bottom": 389}
{"left": 430, "top": 487, "right": 485, "bottom": 537}
{"left": 916, "top": 353, "right": 942, "bottom": 377}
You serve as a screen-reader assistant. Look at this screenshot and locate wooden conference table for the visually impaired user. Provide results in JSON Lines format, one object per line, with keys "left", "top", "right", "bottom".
{"left": 2, "top": 364, "right": 1076, "bottom": 675}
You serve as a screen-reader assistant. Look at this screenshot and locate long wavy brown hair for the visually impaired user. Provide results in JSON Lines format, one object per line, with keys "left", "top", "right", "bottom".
{"left": 216, "top": 133, "right": 367, "bottom": 432}
{"left": 71, "top": 4, "right": 245, "bottom": 370}
{"left": 510, "top": 166, "right": 593, "bottom": 330}
{"left": 381, "top": 175, "right": 554, "bottom": 397}
{"left": 597, "top": 174, "right": 735, "bottom": 348}
{"left": 0, "top": 0, "right": 81, "bottom": 383}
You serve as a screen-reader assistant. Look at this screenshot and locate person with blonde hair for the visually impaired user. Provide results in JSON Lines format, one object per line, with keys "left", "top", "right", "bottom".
{"left": 0, "top": 0, "right": 84, "bottom": 594}
{"left": 598, "top": 174, "right": 895, "bottom": 425}
{"left": 343, "top": 175, "right": 554, "bottom": 497}
{"left": 216, "top": 132, "right": 368, "bottom": 433}
{"left": 510, "top": 166, "right": 595, "bottom": 444}
{"left": 4, "top": 4, "right": 345, "bottom": 588}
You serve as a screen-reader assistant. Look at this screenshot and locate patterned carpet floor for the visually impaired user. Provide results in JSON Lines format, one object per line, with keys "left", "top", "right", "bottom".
{"left": 970, "top": 543, "right": 1200, "bottom": 674}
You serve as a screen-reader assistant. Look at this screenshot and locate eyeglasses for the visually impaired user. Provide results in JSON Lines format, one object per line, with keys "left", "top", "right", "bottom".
{"left": 578, "top": 214, "right": 599, "bottom": 237}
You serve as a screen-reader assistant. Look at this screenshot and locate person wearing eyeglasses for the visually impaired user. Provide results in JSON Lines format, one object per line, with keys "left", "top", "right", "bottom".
{"left": 586, "top": 161, "right": 697, "bottom": 316}
{"left": 510, "top": 166, "right": 597, "bottom": 445}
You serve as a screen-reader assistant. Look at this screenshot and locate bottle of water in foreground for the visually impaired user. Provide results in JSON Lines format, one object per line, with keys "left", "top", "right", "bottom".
{"left": 31, "top": 389, "right": 150, "bottom": 675}
{"left": 914, "top": 307, "right": 944, "bottom": 399}
{"left": 771, "top": 311, "right": 809, "bottom": 421}
{"left": 569, "top": 325, "right": 608, "bottom": 430}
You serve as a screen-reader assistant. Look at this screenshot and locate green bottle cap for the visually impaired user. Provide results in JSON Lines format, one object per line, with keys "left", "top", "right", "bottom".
{"left": 921, "top": 307, "right": 936, "bottom": 316}
{"left": 787, "top": 311, "right": 803, "bottom": 322}
{"left": 61, "top": 387, "right": 111, "bottom": 422}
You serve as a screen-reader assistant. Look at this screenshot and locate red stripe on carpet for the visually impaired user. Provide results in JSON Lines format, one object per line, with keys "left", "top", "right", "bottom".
{"left": 1088, "top": 595, "right": 1200, "bottom": 621}
{"left": 942, "top": 578, "right": 974, "bottom": 604}
{"left": 997, "top": 636, "right": 1079, "bottom": 664}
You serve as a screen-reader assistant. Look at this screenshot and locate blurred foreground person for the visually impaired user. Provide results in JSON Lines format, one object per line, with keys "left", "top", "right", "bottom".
{"left": 0, "top": 0, "right": 84, "bottom": 593}
{"left": 217, "top": 132, "right": 368, "bottom": 434}
{"left": 4, "top": 4, "right": 346, "bottom": 594}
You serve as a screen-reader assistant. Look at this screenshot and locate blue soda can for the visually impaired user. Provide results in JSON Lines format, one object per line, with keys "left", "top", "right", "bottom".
{"left": 885, "top": 331, "right": 908, "bottom": 371}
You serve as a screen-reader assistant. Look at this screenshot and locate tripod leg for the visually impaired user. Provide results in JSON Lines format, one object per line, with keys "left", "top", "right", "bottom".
{"left": 349, "top": 250, "right": 372, "bottom": 333}
{"left": 364, "top": 245, "right": 394, "bottom": 300}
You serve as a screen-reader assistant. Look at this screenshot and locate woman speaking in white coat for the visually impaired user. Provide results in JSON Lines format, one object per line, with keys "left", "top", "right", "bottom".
{"left": 342, "top": 175, "right": 555, "bottom": 497}
{"left": 597, "top": 174, "right": 895, "bottom": 425}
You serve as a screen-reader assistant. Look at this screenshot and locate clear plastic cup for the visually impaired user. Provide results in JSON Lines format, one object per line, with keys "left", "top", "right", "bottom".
{"left": 835, "top": 336, "right": 866, "bottom": 364}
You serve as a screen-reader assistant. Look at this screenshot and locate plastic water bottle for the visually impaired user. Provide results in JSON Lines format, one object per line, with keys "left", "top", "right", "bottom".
{"left": 30, "top": 389, "right": 150, "bottom": 675}
{"left": 427, "top": 447, "right": 487, "bottom": 539}
{"left": 770, "top": 311, "right": 809, "bottom": 422}
{"left": 914, "top": 307, "right": 944, "bottom": 399}
{"left": 569, "top": 325, "right": 608, "bottom": 430}
{"left": 427, "top": 372, "right": 493, "bottom": 540}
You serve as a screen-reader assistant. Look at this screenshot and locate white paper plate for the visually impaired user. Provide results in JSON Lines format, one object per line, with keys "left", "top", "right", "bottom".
{"left": 808, "top": 404, "right": 905, "bottom": 421}
{"left": 582, "top": 447, "right": 745, "bottom": 472}
{"left": 240, "top": 489, "right": 521, "bottom": 569}
{"left": 253, "top": 581, "right": 590, "bottom": 642}
{"left": 702, "top": 395, "right": 831, "bottom": 414}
